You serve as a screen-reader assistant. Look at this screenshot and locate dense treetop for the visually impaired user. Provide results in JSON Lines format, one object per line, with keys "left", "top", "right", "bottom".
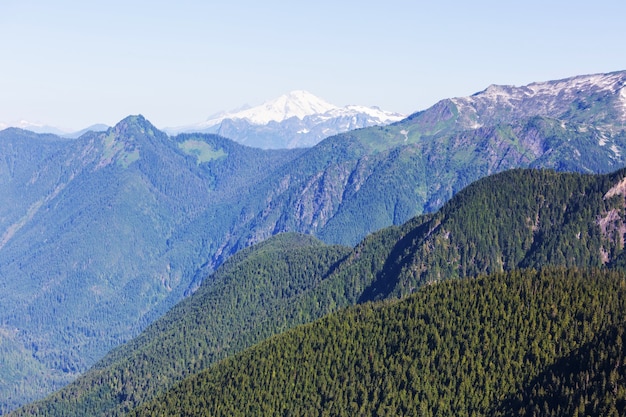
{"left": 131, "top": 268, "right": 626, "bottom": 416}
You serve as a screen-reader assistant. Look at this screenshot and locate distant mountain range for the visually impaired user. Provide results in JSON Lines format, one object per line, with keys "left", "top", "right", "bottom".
{"left": 0, "top": 91, "right": 404, "bottom": 149}
{"left": 14, "top": 167, "right": 626, "bottom": 416}
{"left": 0, "top": 121, "right": 109, "bottom": 138}
{"left": 164, "top": 90, "right": 406, "bottom": 148}
{"left": 2, "top": 70, "right": 626, "bottom": 413}
{"left": 0, "top": 120, "right": 69, "bottom": 136}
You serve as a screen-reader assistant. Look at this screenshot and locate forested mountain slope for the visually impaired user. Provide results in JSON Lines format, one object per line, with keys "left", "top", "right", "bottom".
{"left": 228, "top": 71, "right": 626, "bottom": 247}
{"left": 497, "top": 322, "right": 626, "bottom": 416}
{"left": 361, "top": 167, "right": 626, "bottom": 300}
{"left": 0, "top": 117, "right": 304, "bottom": 411}
{"left": 130, "top": 268, "right": 626, "bottom": 416}
{"left": 2, "top": 70, "right": 626, "bottom": 411}
{"left": 9, "top": 234, "right": 350, "bottom": 416}
{"left": 14, "top": 167, "right": 626, "bottom": 416}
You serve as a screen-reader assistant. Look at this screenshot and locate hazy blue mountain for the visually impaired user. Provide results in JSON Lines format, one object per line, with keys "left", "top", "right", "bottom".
{"left": 0, "top": 122, "right": 68, "bottom": 136}
{"left": 0, "top": 118, "right": 304, "bottom": 411}
{"left": 165, "top": 90, "right": 405, "bottom": 149}
{"left": 0, "top": 121, "right": 111, "bottom": 138}
{"left": 2, "top": 70, "right": 626, "bottom": 411}
{"left": 13, "top": 167, "right": 626, "bottom": 416}
{"left": 62, "top": 123, "right": 110, "bottom": 138}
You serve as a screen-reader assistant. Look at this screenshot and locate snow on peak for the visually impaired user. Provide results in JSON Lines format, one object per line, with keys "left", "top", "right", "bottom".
{"left": 464, "top": 71, "right": 626, "bottom": 106}
{"left": 165, "top": 91, "right": 407, "bottom": 137}
{"left": 253, "top": 90, "right": 338, "bottom": 123}
{"left": 314, "top": 104, "right": 405, "bottom": 125}
{"left": 0, "top": 119, "right": 69, "bottom": 135}
{"left": 449, "top": 71, "right": 626, "bottom": 127}
{"left": 340, "top": 105, "right": 405, "bottom": 122}
{"left": 619, "top": 85, "right": 626, "bottom": 120}
{"left": 203, "top": 90, "right": 338, "bottom": 127}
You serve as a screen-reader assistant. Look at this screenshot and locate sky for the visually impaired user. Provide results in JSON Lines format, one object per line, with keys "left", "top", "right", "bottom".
{"left": 1, "top": 0, "right": 625, "bottom": 131}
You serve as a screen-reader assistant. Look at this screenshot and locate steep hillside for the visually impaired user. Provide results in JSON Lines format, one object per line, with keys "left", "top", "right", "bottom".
{"left": 3, "top": 71, "right": 626, "bottom": 411}
{"left": 129, "top": 268, "right": 626, "bottom": 416}
{"left": 15, "top": 167, "right": 626, "bottom": 416}
{"left": 0, "top": 128, "right": 76, "bottom": 235}
{"left": 361, "top": 168, "right": 626, "bottom": 300}
{"left": 9, "top": 234, "right": 350, "bottom": 416}
{"left": 0, "top": 117, "right": 304, "bottom": 411}
{"left": 496, "top": 322, "right": 626, "bottom": 416}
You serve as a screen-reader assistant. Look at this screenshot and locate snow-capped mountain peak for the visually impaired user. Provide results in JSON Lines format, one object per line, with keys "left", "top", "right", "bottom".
{"left": 261, "top": 90, "right": 338, "bottom": 122}
{"left": 165, "top": 91, "right": 406, "bottom": 148}
{"left": 202, "top": 90, "right": 338, "bottom": 127}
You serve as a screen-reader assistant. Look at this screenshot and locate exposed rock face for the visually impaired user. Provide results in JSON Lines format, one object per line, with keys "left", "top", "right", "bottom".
{"left": 451, "top": 71, "right": 626, "bottom": 130}
{"left": 599, "top": 175, "right": 626, "bottom": 262}
{"left": 604, "top": 176, "right": 626, "bottom": 199}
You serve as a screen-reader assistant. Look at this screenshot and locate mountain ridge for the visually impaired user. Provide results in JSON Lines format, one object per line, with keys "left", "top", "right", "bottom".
{"left": 2, "top": 70, "right": 626, "bottom": 411}
{"left": 451, "top": 71, "right": 626, "bottom": 130}
{"left": 14, "top": 167, "right": 626, "bottom": 416}
{"left": 203, "top": 90, "right": 339, "bottom": 125}
{"left": 166, "top": 90, "right": 405, "bottom": 148}
{"left": 129, "top": 267, "right": 626, "bottom": 417}
{"left": 0, "top": 121, "right": 109, "bottom": 138}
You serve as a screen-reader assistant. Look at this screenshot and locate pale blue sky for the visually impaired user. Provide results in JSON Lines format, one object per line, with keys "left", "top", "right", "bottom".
{"left": 1, "top": 0, "right": 625, "bottom": 130}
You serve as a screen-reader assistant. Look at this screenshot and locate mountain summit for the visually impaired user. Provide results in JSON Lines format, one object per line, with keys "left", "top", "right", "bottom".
{"left": 166, "top": 91, "right": 405, "bottom": 149}
{"left": 450, "top": 70, "right": 626, "bottom": 130}
{"left": 205, "top": 90, "right": 338, "bottom": 125}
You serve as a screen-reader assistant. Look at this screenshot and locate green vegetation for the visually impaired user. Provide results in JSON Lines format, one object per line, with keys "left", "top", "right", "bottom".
{"left": 0, "top": 117, "right": 304, "bottom": 411}
{"left": 497, "top": 322, "right": 626, "bottom": 416}
{"left": 178, "top": 139, "right": 227, "bottom": 163}
{"left": 360, "top": 167, "right": 626, "bottom": 300}
{"left": 14, "top": 167, "right": 626, "bottom": 416}
{"left": 11, "top": 234, "right": 350, "bottom": 416}
{"left": 3, "top": 72, "right": 626, "bottom": 411}
{"left": 130, "top": 268, "right": 626, "bottom": 416}
{"left": 100, "top": 130, "right": 141, "bottom": 168}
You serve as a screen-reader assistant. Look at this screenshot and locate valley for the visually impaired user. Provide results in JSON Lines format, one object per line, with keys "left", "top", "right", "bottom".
{"left": 2, "top": 70, "right": 626, "bottom": 414}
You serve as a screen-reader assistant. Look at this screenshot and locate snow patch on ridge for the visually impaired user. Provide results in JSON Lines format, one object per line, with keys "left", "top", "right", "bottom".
{"left": 619, "top": 86, "right": 626, "bottom": 121}
{"left": 526, "top": 72, "right": 624, "bottom": 97}
{"left": 447, "top": 71, "right": 626, "bottom": 130}
{"left": 450, "top": 98, "right": 482, "bottom": 129}
{"left": 611, "top": 144, "right": 621, "bottom": 157}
